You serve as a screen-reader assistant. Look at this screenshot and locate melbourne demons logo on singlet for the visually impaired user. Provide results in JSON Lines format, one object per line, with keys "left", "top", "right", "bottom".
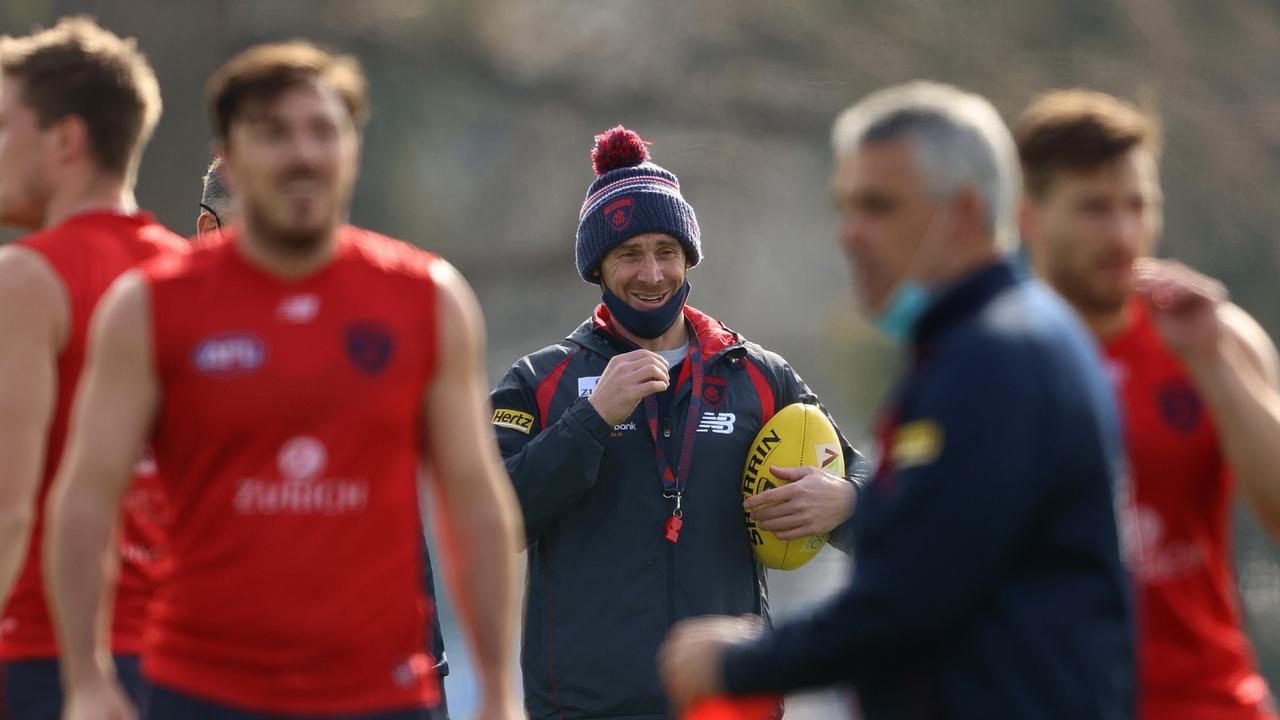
{"left": 1156, "top": 377, "right": 1204, "bottom": 434}
{"left": 232, "top": 436, "right": 370, "bottom": 516}
{"left": 345, "top": 322, "right": 396, "bottom": 376}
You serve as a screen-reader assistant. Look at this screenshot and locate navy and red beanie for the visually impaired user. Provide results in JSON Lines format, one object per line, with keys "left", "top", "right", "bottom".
{"left": 575, "top": 126, "right": 701, "bottom": 283}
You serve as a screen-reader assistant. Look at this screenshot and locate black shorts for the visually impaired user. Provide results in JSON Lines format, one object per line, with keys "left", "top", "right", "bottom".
{"left": 1, "top": 655, "right": 142, "bottom": 720}
{"left": 139, "top": 680, "right": 448, "bottom": 720}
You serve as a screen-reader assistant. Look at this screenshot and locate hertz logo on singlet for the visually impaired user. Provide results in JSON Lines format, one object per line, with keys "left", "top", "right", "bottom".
{"left": 233, "top": 436, "right": 369, "bottom": 515}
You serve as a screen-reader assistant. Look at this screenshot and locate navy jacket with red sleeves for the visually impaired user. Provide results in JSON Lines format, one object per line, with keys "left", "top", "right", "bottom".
{"left": 490, "top": 304, "right": 866, "bottom": 720}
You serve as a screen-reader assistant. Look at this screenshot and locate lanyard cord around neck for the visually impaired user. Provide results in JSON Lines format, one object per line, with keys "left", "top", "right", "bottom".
{"left": 641, "top": 332, "right": 704, "bottom": 543}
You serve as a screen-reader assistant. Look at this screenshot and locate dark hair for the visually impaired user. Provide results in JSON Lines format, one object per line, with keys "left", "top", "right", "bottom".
{"left": 1015, "top": 89, "right": 1162, "bottom": 198}
{"left": 205, "top": 40, "right": 369, "bottom": 141}
{"left": 0, "top": 16, "right": 161, "bottom": 175}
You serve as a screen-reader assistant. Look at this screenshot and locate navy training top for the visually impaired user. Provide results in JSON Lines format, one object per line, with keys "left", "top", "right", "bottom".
{"left": 722, "top": 259, "right": 1135, "bottom": 720}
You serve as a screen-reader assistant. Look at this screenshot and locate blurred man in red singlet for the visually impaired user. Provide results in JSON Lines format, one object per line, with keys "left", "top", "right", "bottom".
{"left": 0, "top": 17, "right": 183, "bottom": 720}
{"left": 1018, "top": 88, "right": 1280, "bottom": 720}
{"left": 45, "top": 41, "right": 523, "bottom": 720}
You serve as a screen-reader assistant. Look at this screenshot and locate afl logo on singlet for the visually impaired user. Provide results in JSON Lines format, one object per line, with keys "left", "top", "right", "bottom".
{"left": 192, "top": 333, "right": 267, "bottom": 378}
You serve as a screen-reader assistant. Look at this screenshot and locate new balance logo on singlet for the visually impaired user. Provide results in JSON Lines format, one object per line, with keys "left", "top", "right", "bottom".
{"left": 275, "top": 293, "right": 320, "bottom": 323}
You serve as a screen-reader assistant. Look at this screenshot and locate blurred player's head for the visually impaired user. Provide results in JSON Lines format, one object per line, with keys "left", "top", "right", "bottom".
{"left": 206, "top": 41, "right": 368, "bottom": 254}
{"left": 198, "top": 156, "right": 232, "bottom": 239}
{"left": 830, "top": 81, "right": 1019, "bottom": 324}
{"left": 1016, "top": 89, "right": 1163, "bottom": 322}
{"left": 0, "top": 16, "right": 161, "bottom": 229}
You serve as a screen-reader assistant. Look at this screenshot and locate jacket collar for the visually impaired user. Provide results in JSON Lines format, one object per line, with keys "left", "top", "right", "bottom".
{"left": 912, "top": 258, "right": 1024, "bottom": 349}
{"left": 568, "top": 303, "right": 743, "bottom": 360}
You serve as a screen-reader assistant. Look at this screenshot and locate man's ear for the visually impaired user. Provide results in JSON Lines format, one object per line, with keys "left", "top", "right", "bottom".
{"left": 954, "top": 187, "right": 985, "bottom": 235}
{"left": 196, "top": 212, "right": 219, "bottom": 240}
{"left": 52, "top": 114, "right": 90, "bottom": 167}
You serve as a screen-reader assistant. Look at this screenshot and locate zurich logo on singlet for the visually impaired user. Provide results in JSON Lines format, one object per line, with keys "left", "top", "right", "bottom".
{"left": 192, "top": 332, "right": 267, "bottom": 378}
{"left": 233, "top": 435, "right": 370, "bottom": 516}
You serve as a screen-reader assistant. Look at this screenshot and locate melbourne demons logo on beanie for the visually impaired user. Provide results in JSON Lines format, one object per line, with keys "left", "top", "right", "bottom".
{"left": 604, "top": 197, "right": 636, "bottom": 232}
{"left": 575, "top": 126, "right": 702, "bottom": 283}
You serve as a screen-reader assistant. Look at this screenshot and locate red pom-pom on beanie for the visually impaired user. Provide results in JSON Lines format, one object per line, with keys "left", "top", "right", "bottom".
{"left": 591, "top": 125, "right": 650, "bottom": 176}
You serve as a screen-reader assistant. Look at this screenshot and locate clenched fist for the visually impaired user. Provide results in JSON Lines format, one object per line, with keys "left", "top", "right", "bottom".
{"left": 587, "top": 349, "right": 671, "bottom": 425}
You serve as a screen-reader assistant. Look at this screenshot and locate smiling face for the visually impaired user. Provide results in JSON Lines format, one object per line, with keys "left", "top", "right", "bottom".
{"left": 598, "top": 232, "right": 688, "bottom": 310}
{"left": 220, "top": 78, "right": 359, "bottom": 254}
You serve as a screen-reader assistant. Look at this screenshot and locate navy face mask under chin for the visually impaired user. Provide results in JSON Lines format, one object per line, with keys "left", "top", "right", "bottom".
{"left": 602, "top": 281, "right": 691, "bottom": 339}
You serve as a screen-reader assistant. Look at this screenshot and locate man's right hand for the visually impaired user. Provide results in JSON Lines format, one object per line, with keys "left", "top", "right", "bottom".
{"left": 587, "top": 349, "right": 670, "bottom": 425}
{"left": 62, "top": 676, "right": 136, "bottom": 720}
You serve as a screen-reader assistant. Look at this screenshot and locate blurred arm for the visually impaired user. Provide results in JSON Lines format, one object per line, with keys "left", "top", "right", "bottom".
{"left": 0, "top": 247, "right": 66, "bottom": 607}
{"left": 1186, "top": 304, "right": 1280, "bottom": 539}
{"left": 421, "top": 261, "right": 523, "bottom": 709}
{"left": 46, "top": 272, "right": 157, "bottom": 692}
{"left": 723, "top": 350, "right": 1051, "bottom": 694}
{"left": 1139, "top": 259, "right": 1280, "bottom": 539}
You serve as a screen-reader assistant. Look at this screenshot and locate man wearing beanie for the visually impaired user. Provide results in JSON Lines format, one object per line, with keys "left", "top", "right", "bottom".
{"left": 490, "top": 126, "right": 864, "bottom": 719}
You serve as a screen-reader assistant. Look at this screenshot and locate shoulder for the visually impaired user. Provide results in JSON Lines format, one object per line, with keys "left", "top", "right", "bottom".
{"left": 732, "top": 341, "right": 795, "bottom": 394}
{"left": 502, "top": 339, "right": 583, "bottom": 386}
{"left": 737, "top": 339, "right": 789, "bottom": 371}
{"left": 963, "top": 278, "right": 1090, "bottom": 360}
{"left": 1220, "top": 302, "right": 1280, "bottom": 382}
{"left": 139, "top": 237, "right": 222, "bottom": 286}
{"left": 138, "top": 220, "right": 193, "bottom": 256}
{"left": 98, "top": 270, "right": 151, "bottom": 314}
{"left": 343, "top": 226, "right": 441, "bottom": 281}
{"left": 84, "top": 270, "right": 153, "bottom": 356}
{"left": 11, "top": 222, "right": 63, "bottom": 255}
{"left": 0, "top": 243, "right": 65, "bottom": 311}
{"left": 934, "top": 279, "right": 1093, "bottom": 390}
{"left": 9, "top": 223, "right": 79, "bottom": 283}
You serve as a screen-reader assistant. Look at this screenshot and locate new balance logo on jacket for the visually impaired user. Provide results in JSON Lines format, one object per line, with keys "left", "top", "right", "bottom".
{"left": 696, "top": 412, "right": 736, "bottom": 434}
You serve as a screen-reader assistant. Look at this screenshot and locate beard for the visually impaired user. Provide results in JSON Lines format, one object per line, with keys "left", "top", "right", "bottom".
{"left": 241, "top": 190, "right": 339, "bottom": 255}
{"left": 1047, "top": 261, "right": 1131, "bottom": 318}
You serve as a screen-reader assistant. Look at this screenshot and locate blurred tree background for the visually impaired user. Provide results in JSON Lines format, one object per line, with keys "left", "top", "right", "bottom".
{"left": 3, "top": 0, "right": 1277, "bottom": 715}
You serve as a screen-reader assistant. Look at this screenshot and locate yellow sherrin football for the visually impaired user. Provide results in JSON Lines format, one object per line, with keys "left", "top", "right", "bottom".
{"left": 741, "top": 402, "right": 844, "bottom": 570}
